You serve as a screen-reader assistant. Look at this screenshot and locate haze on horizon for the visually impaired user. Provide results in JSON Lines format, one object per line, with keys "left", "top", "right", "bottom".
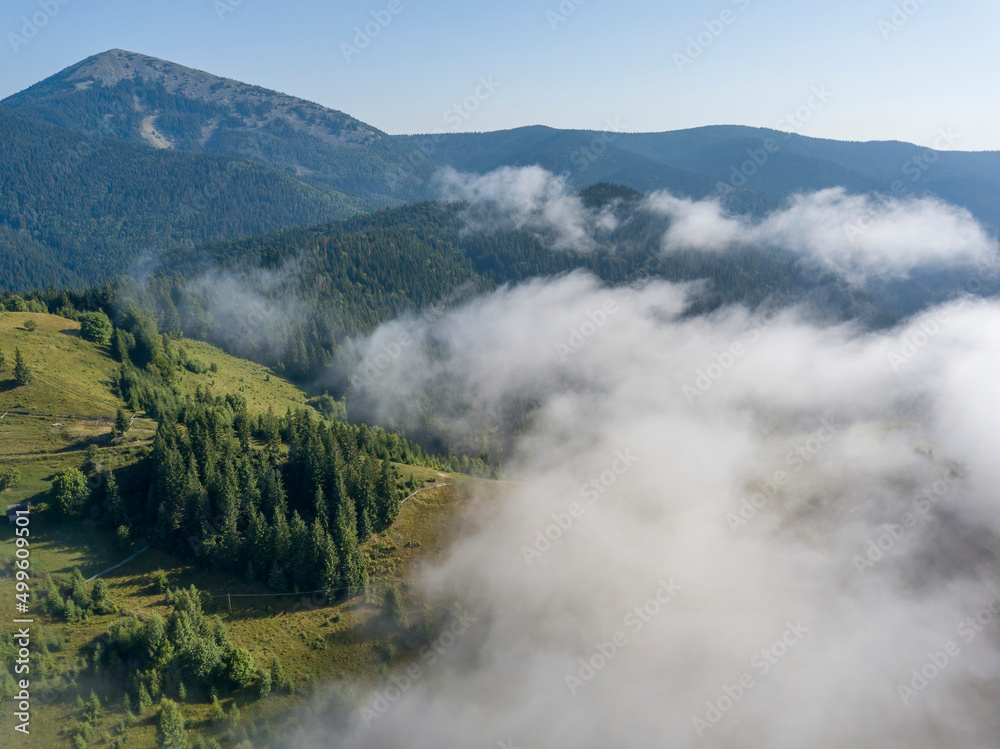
{"left": 2, "top": 0, "right": 999, "bottom": 150}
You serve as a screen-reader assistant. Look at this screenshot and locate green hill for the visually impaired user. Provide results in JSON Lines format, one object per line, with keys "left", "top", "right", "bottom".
{"left": 0, "top": 311, "right": 309, "bottom": 505}
{"left": 0, "top": 311, "right": 484, "bottom": 748}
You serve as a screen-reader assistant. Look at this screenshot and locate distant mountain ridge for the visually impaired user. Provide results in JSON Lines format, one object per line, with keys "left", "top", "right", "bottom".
{"left": 397, "top": 125, "right": 1000, "bottom": 230}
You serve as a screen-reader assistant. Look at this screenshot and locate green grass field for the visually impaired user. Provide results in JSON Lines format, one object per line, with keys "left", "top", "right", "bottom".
{"left": 0, "top": 479, "right": 479, "bottom": 748}
{"left": 0, "top": 312, "right": 492, "bottom": 747}
{"left": 0, "top": 312, "right": 309, "bottom": 507}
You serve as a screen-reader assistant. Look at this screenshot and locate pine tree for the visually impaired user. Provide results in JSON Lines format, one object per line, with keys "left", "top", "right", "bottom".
{"left": 269, "top": 655, "right": 287, "bottom": 693}
{"left": 374, "top": 459, "right": 400, "bottom": 530}
{"left": 287, "top": 512, "right": 310, "bottom": 590}
{"left": 91, "top": 579, "right": 110, "bottom": 611}
{"left": 82, "top": 444, "right": 100, "bottom": 474}
{"left": 255, "top": 667, "right": 272, "bottom": 699}
{"left": 115, "top": 406, "right": 130, "bottom": 436}
{"left": 313, "top": 486, "right": 328, "bottom": 529}
{"left": 267, "top": 561, "right": 287, "bottom": 592}
{"left": 182, "top": 456, "right": 210, "bottom": 547}
{"left": 208, "top": 695, "right": 225, "bottom": 724}
{"left": 310, "top": 516, "right": 339, "bottom": 591}
{"left": 70, "top": 567, "right": 88, "bottom": 607}
{"left": 101, "top": 471, "right": 123, "bottom": 525}
{"left": 270, "top": 505, "right": 291, "bottom": 570}
{"left": 382, "top": 584, "right": 408, "bottom": 628}
{"left": 356, "top": 461, "right": 376, "bottom": 541}
{"left": 332, "top": 485, "right": 366, "bottom": 597}
{"left": 157, "top": 698, "right": 188, "bottom": 749}
{"left": 259, "top": 464, "right": 286, "bottom": 519}
{"left": 12, "top": 348, "right": 31, "bottom": 386}
{"left": 243, "top": 508, "right": 269, "bottom": 582}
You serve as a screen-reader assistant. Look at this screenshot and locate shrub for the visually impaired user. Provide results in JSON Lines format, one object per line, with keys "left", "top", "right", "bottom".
{"left": 115, "top": 525, "right": 132, "bottom": 550}
{"left": 383, "top": 584, "right": 407, "bottom": 628}
{"left": 79, "top": 311, "right": 113, "bottom": 345}
{"left": 225, "top": 648, "right": 256, "bottom": 689}
{"left": 208, "top": 695, "right": 225, "bottom": 724}
{"left": 153, "top": 569, "right": 169, "bottom": 594}
{"left": 3, "top": 295, "right": 26, "bottom": 312}
{"left": 51, "top": 468, "right": 89, "bottom": 517}
{"left": 157, "top": 698, "right": 187, "bottom": 749}
{"left": 137, "top": 684, "right": 152, "bottom": 714}
{"left": 0, "top": 466, "right": 19, "bottom": 491}
{"left": 255, "top": 668, "right": 271, "bottom": 699}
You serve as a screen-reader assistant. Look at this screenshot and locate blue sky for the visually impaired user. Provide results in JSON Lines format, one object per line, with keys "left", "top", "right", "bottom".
{"left": 2, "top": 0, "right": 998, "bottom": 149}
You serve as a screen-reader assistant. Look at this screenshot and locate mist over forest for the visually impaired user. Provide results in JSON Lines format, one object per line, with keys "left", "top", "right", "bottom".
{"left": 2, "top": 8, "right": 999, "bottom": 747}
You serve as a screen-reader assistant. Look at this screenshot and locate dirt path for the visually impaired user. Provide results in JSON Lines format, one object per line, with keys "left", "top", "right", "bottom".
{"left": 86, "top": 544, "right": 150, "bottom": 582}
{"left": 400, "top": 482, "right": 447, "bottom": 506}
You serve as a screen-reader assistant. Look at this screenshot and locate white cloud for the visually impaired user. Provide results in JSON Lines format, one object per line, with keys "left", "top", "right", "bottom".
{"left": 434, "top": 165, "right": 618, "bottom": 251}
{"left": 298, "top": 274, "right": 1000, "bottom": 748}
{"left": 647, "top": 187, "right": 998, "bottom": 283}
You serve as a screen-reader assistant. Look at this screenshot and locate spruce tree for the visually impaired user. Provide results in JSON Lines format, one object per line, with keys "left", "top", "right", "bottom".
{"left": 270, "top": 505, "right": 291, "bottom": 570}
{"left": 332, "top": 484, "right": 366, "bottom": 597}
{"left": 267, "top": 561, "right": 287, "bottom": 592}
{"left": 374, "top": 459, "right": 400, "bottom": 530}
{"left": 310, "top": 517, "right": 339, "bottom": 591}
{"left": 313, "top": 486, "right": 328, "bottom": 529}
{"left": 287, "top": 512, "right": 310, "bottom": 590}
{"left": 115, "top": 406, "right": 130, "bottom": 436}
{"left": 182, "top": 456, "right": 210, "bottom": 545}
{"left": 12, "top": 348, "right": 30, "bottom": 386}
{"left": 243, "top": 508, "right": 269, "bottom": 581}
{"left": 103, "top": 472, "right": 125, "bottom": 527}
{"left": 269, "top": 655, "right": 287, "bottom": 693}
{"left": 157, "top": 698, "right": 188, "bottom": 749}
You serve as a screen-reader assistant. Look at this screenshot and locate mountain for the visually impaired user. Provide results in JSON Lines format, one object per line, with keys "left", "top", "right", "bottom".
{"left": 398, "top": 126, "right": 777, "bottom": 215}
{"left": 397, "top": 125, "right": 1000, "bottom": 230}
{"left": 0, "top": 105, "right": 366, "bottom": 290}
{"left": 2, "top": 49, "right": 434, "bottom": 206}
{"left": 5, "top": 49, "right": 998, "bottom": 299}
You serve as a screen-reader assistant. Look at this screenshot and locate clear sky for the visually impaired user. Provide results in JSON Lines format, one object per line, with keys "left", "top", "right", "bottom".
{"left": 2, "top": 0, "right": 998, "bottom": 149}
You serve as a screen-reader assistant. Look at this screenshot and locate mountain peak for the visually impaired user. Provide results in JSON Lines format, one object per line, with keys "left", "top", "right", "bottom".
{"left": 57, "top": 48, "right": 259, "bottom": 100}
{"left": 1, "top": 49, "right": 434, "bottom": 204}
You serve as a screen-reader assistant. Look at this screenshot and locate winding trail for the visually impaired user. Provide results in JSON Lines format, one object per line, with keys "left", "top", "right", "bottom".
{"left": 85, "top": 544, "right": 150, "bottom": 582}
{"left": 400, "top": 482, "right": 448, "bottom": 506}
